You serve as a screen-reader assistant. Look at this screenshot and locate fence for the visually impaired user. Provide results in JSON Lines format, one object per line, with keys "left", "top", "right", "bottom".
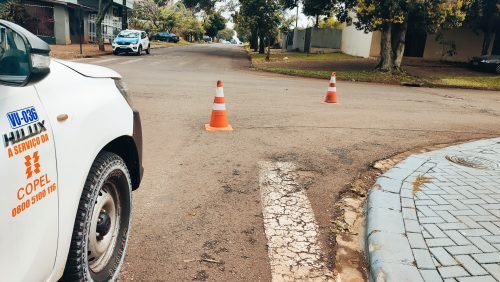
{"left": 88, "top": 14, "right": 122, "bottom": 43}
{"left": 24, "top": 3, "right": 55, "bottom": 44}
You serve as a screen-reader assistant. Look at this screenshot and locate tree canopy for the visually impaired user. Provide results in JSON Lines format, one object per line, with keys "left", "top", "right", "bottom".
{"left": 204, "top": 12, "right": 227, "bottom": 38}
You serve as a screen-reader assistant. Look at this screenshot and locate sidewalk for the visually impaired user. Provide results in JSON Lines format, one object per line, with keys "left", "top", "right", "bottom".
{"left": 366, "top": 138, "right": 500, "bottom": 281}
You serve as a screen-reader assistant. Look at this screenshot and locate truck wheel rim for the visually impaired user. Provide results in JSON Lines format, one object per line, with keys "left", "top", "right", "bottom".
{"left": 88, "top": 179, "right": 121, "bottom": 272}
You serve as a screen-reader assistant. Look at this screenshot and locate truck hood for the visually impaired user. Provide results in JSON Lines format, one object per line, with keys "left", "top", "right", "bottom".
{"left": 53, "top": 59, "right": 122, "bottom": 79}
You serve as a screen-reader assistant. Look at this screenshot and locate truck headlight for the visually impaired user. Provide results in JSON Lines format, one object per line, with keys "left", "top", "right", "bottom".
{"left": 114, "top": 79, "right": 133, "bottom": 107}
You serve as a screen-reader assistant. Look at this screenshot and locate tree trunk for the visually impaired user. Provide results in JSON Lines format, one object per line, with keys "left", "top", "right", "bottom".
{"left": 481, "top": 31, "right": 492, "bottom": 55}
{"left": 377, "top": 23, "right": 394, "bottom": 72}
{"left": 315, "top": 15, "right": 319, "bottom": 28}
{"left": 265, "top": 37, "right": 271, "bottom": 61}
{"left": 259, "top": 35, "right": 265, "bottom": 54}
{"left": 392, "top": 20, "right": 408, "bottom": 70}
{"left": 250, "top": 28, "right": 258, "bottom": 51}
{"left": 96, "top": 0, "right": 113, "bottom": 51}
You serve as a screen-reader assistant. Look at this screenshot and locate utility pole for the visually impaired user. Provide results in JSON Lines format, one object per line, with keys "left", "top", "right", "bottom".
{"left": 295, "top": 0, "right": 298, "bottom": 28}
{"left": 122, "top": 0, "right": 128, "bottom": 30}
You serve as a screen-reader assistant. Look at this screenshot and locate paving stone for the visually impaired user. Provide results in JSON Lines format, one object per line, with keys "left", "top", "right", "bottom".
{"left": 403, "top": 207, "right": 419, "bottom": 220}
{"left": 445, "top": 245, "right": 482, "bottom": 255}
{"left": 483, "top": 264, "right": 500, "bottom": 280}
{"left": 456, "top": 276, "right": 497, "bottom": 282}
{"left": 424, "top": 224, "right": 447, "bottom": 238}
{"left": 413, "top": 249, "right": 437, "bottom": 270}
{"left": 480, "top": 222, "right": 500, "bottom": 235}
{"left": 421, "top": 217, "right": 447, "bottom": 224}
{"left": 430, "top": 247, "right": 458, "bottom": 266}
{"left": 467, "top": 236, "right": 497, "bottom": 253}
{"left": 436, "top": 211, "right": 459, "bottom": 223}
{"left": 459, "top": 229, "right": 492, "bottom": 237}
{"left": 438, "top": 266, "right": 469, "bottom": 278}
{"left": 468, "top": 205, "right": 492, "bottom": 216}
{"left": 439, "top": 223, "right": 469, "bottom": 230}
{"left": 408, "top": 232, "right": 428, "bottom": 249}
{"left": 405, "top": 219, "right": 422, "bottom": 233}
{"left": 449, "top": 210, "right": 477, "bottom": 216}
{"left": 402, "top": 198, "right": 416, "bottom": 208}
{"left": 454, "top": 255, "right": 488, "bottom": 276}
{"left": 426, "top": 238, "right": 456, "bottom": 247}
{"left": 418, "top": 206, "right": 439, "bottom": 217}
{"left": 455, "top": 216, "right": 482, "bottom": 228}
{"left": 483, "top": 236, "right": 500, "bottom": 244}
{"left": 444, "top": 230, "right": 470, "bottom": 245}
{"left": 420, "top": 269, "right": 444, "bottom": 282}
{"left": 472, "top": 253, "right": 500, "bottom": 263}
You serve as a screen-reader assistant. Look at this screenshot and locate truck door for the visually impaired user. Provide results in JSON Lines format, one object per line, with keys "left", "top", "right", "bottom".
{"left": 0, "top": 86, "right": 59, "bottom": 279}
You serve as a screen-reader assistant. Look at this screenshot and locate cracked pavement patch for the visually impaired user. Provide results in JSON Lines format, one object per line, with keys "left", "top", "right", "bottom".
{"left": 259, "top": 161, "right": 336, "bottom": 282}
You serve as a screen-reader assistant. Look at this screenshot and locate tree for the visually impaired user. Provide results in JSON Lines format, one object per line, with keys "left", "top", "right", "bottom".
{"left": 318, "top": 16, "right": 342, "bottom": 28}
{"left": 302, "top": 0, "right": 335, "bottom": 27}
{"left": 204, "top": 12, "right": 226, "bottom": 38}
{"left": 96, "top": 0, "right": 114, "bottom": 51}
{"left": 131, "top": 0, "right": 162, "bottom": 31}
{"left": 465, "top": 0, "right": 500, "bottom": 55}
{"left": 0, "top": 0, "right": 30, "bottom": 26}
{"left": 235, "top": 0, "right": 282, "bottom": 55}
{"left": 338, "top": 0, "right": 470, "bottom": 72}
{"left": 183, "top": 0, "right": 216, "bottom": 12}
{"left": 218, "top": 28, "right": 235, "bottom": 41}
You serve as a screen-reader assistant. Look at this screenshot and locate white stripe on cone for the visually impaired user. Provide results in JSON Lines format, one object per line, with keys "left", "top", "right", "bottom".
{"left": 212, "top": 103, "right": 227, "bottom": 110}
{"left": 216, "top": 87, "right": 224, "bottom": 97}
{"left": 328, "top": 87, "right": 337, "bottom": 92}
{"left": 330, "top": 77, "right": 336, "bottom": 83}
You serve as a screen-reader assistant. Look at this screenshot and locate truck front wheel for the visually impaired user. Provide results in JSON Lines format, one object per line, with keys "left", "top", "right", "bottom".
{"left": 62, "top": 152, "right": 132, "bottom": 281}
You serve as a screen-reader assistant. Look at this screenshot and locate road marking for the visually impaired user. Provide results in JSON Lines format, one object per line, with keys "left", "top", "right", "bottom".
{"left": 259, "top": 161, "right": 336, "bottom": 282}
{"left": 91, "top": 58, "right": 119, "bottom": 64}
{"left": 118, "top": 58, "right": 143, "bottom": 65}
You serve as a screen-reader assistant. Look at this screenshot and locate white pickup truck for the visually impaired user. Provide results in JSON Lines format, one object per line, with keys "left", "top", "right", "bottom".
{"left": 0, "top": 20, "right": 143, "bottom": 281}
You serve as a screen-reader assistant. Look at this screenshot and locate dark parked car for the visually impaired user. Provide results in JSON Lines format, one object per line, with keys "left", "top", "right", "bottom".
{"left": 150, "top": 32, "right": 179, "bottom": 43}
{"left": 471, "top": 55, "right": 500, "bottom": 74}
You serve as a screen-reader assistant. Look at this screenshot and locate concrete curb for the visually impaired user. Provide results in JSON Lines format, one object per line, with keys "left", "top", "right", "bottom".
{"left": 366, "top": 155, "right": 429, "bottom": 282}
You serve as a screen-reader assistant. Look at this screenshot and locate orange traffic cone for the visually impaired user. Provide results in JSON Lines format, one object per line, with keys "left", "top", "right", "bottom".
{"left": 324, "top": 72, "right": 337, "bottom": 103}
{"left": 205, "top": 80, "right": 233, "bottom": 131}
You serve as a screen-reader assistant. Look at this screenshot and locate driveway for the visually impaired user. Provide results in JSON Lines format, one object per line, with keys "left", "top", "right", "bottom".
{"left": 76, "top": 44, "right": 500, "bottom": 281}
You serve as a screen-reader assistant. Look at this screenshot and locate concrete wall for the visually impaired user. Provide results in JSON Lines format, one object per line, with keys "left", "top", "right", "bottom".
{"left": 292, "top": 28, "right": 307, "bottom": 52}
{"left": 423, "top": 28, "right": 493, "bottom": 62}
{"left": 341, "top": 17, "right": 374, "bottom": 57}
{"left": 310, "top": 28, "right": 342, "bottom": 49}
{"left": 54, "top": 5, "right": 71, "bottom": 44}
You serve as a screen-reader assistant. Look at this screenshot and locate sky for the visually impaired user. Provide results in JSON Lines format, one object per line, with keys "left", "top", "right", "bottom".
{"left": 216, "top": 0, "right": 312, "bottom": 30}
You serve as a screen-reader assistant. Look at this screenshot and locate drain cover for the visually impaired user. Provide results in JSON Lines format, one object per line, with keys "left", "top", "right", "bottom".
{"left": 445, "top": 155, "right": 499, "bottom": 170}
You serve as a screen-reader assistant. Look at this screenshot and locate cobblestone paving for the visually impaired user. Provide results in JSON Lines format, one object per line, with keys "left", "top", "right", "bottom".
{"left": 367, "top": 138, "right": 500, "bottom": 282}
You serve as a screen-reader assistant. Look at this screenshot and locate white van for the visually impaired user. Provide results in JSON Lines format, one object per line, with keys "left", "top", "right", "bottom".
{"left": 0, "top": 20, "right": 143, "bottom": 281}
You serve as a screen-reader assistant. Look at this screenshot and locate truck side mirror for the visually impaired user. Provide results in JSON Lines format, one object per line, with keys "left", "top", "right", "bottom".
{"left": 0, "top": 20, "right": 51, "bottom": 87}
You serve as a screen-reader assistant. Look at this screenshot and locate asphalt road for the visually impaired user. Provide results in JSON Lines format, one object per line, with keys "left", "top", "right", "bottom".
{"left": 80, "top": 44, "right": 500, "bottom": 281}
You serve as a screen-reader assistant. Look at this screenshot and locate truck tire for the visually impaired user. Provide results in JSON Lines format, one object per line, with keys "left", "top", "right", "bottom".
{"left": 62, "top": 152, "right": 132, "bottom": 282}
{"left": 137, "top": 46, "right": 142, "bottom": 56}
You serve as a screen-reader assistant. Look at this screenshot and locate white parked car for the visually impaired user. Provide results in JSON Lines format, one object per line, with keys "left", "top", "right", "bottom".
{"left": 0, "top": 20, "right": 143, "bottom": 281}
{"left": 112, "top": 29, "right": 150, "bottom": 55}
